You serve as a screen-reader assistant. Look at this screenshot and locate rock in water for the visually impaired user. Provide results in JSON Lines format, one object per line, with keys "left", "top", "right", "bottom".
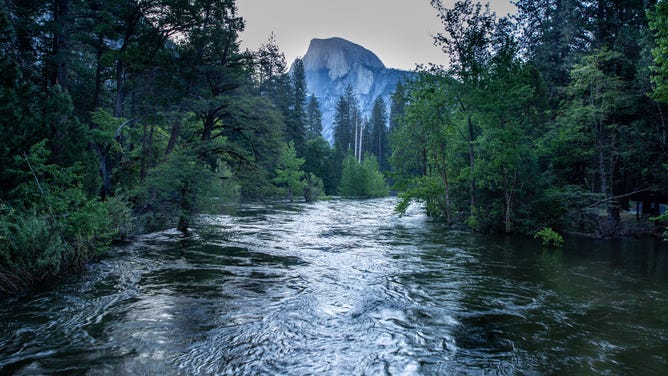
{"left": 299, "top": 37, "right": 413, "bottom": 142}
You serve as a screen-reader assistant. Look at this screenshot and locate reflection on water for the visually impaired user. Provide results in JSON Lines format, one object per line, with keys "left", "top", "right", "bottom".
{"left": 1, "top": 198, "right": 668, "bottom": 375}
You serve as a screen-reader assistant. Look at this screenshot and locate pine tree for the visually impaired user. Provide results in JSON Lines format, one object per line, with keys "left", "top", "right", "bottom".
{"left": 390, "top": 81, "right": 406, "bottom": 134}
{"left": 333, "top": 85, "right": 358, "bottom": 157}
{"left": 305, "top": 94, "right": 323, "bottom": 140}
{"left": 274, "top": 141, "right": 305, "bottom": 201}
{"left": 289, "top": 58, "right": 307, "bottom": 154}
{"left": 369, "top": 96, "right": 389, "bottom": 171}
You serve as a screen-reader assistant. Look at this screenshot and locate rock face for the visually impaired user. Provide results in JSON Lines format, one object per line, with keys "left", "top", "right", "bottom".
{"left": 300, "top": 37, "right": 413, "bottom": 142}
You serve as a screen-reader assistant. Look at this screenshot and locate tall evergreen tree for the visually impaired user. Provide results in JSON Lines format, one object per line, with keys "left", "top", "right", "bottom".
{"left": 368, "top": 96, "right": 389, "bottom": 171}
{"left": 289, "top": 58, "right": 307, "bottom": 154}
{"left": 305, "top": 94, "right": 323, "bottom": 140}
{"left": 389, "top": 81, "right": 406, "bottom": 134}
{"left": 333, "top": 85, "right": 358, "bottom": 157}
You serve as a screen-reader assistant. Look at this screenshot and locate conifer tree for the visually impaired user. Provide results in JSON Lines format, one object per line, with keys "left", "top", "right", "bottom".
{"left": 289, "top": 58, "right": 307, "bottom": 154}
{"left": 369, "top": 96, "right": 389, "bottom": 171}
{"left": 305, "top": 94, "right": 323, "bottom": 140}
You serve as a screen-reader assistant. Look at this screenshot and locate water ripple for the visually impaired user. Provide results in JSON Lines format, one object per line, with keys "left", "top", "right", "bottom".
{"left": 1, "top": 198, "right": 668, "bottom": 375}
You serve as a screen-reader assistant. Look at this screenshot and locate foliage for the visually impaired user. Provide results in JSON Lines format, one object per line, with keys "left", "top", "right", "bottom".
{"left": 534, "top": 227, "right": 564, "bottom": 248}
{"left": 303, "top": 173, "right": 325, "bottom": 203}
{"left": 340, "top": 154, "right": 389, "bottom": 199}
{"left": 367, "top": 97, "right": 390, "bottom": 171}
{"left": 1, "top": 0, "right": 667, "bottom": 295}
{"left": 305, "top": 95, "right": 324, "bottom": 140}
{"left": 649, "top": 0, "right": 668, "bottom": 102}
{"left": 273, "top": 141, "right": 306, "bottom": 201}
{"left": 650, "top": 212, "right": 668, "bottom": 238}
{"left": 389, "top": 0, "right": 666, "bottom": 238}
{"left": 303, "top": 137, "right": 338, "bottom": 195}
{"left": 0, "top": 141, "right": 130, "bottom": 295}
{"left": 134, "top": 147, "right": 234, "bottom": 234}
{"left": 395, "top": 175, "right": 450, "bottom": 219}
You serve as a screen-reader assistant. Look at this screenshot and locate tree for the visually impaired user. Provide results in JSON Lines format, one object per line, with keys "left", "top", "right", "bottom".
{"left": 431, "top": 0, "right": 497, "bottom": 220}
{"left": 368, "top": 97, "right": 390, "bottom": 171}
{"left": 513, "top": 0, "right": 592, "bottom": 99}
{"left": 177, "top": 0, "right": 246, "bottom": 144}
{"left": 305, "top": 94, "right": 323, "bottom": 140}
{"left": 553, "top": 49, "right": 630, "bottom": 235}
{"left": 290, "top": 58, "right": 307, "bottom": 154}
{"left": 254, "top": 32, "right": 287, "bottom": 91}
{"left": 273, "top": 141, "right": 305, "bottom": 201}
{"left": 473, "top": 18, "right": 537, "bottom": 233}
{"left": 333, "top": 85, "right": 358, "bottom": 157}
{"left": 649, "top": 0, "right": 668, "bottom": 103}
{"left": 303, "top": 136, "right": 338, "bottom": 195}
{"left": 391, "top": 72, "right": 459, "bottom": 224}
{"left": 340, "top": 154, "right": 389, "bottom": 199}
{"left": 302, "top": 173, "right": 324, "bottom": 202}
{"left": 389, "top": 81, "right": 406, "bottom": 134}
{"left": 137, "top": 147, "right": 229, "bottom": 234}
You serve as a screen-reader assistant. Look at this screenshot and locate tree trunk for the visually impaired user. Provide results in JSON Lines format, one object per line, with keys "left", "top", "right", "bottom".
{"left": 177, "top": 181, "right": 191, "bottom": 235}
{"left": 96, "top": 144, "right": 112, "bottom": 200}
{"left": 467, "top": 116, "right": 476, "bottom": 217}
{"left": 657, "top": 101, "right": 667, "bottom": 151}
{"left": 114, "top": 59, "right": 125, "bottom": 117}
{"left": 166, "top": 118, "right": 181, "bottom": 156}
{"left": 503, "top": 168, "right": 514, "bottom": 234}
{"left": 201, "top": 112, "right": 215, "bottom": 141}
{"left": 93, "top": 35, "right": 104, "bottom": 110}
{"left": 140, "top": 122, "right": 149, "bottom": 182}
{"left": 51, "top": 0, "right": 69, "bottom": 89}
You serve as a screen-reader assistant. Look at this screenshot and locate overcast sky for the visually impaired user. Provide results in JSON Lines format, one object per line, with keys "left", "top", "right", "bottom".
{"left": 237, "top": 0, "right": 517, "bottom": 71}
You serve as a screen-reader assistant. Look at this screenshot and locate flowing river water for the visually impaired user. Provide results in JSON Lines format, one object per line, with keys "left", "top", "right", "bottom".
{"left": 1, "top": 198, "right": 668, "bottom": 375}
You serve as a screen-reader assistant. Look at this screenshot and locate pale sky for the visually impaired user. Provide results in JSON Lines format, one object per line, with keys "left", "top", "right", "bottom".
{"left": 237, "top": 0, "right": 517, "bottom": 71}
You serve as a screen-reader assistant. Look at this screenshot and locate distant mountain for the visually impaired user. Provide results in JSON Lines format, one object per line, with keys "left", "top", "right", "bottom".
{"left": 298, "top": 37, "right": 414, "bottom": 142}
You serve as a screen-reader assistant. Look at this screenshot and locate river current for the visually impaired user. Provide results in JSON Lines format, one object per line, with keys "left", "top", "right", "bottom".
{"left": 1, "top": 198, "right": 667, "bottom": 375}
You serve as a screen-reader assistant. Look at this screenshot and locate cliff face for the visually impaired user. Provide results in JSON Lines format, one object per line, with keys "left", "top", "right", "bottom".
{"left": 300, "top": 37, "right": 413, "bottom": 142}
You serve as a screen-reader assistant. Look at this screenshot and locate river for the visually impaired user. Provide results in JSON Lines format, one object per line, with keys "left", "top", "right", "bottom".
{"left": 1, "top": 198, "right": 667, "bottom": 375}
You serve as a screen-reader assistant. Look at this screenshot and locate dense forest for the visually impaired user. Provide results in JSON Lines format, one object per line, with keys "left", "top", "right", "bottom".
{"left": 0, "top": 0, "right": 667, "bottom": 295}
{"left": 390, "top": 0, "right": 668, "bottom": 240}
{"left": 0, "top": 0, "right": 387, "bottom": 295}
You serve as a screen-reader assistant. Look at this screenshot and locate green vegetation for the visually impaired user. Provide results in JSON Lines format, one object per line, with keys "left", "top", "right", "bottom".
{"left": 534, "top": 228, "right": 565, "bottom": 249}
{"left": 649, "top": 0, "right": 668, "bottom": 102}
{"left": 390, "top": 0, "right": 668, "bottom": 237}
{"left": 274, "top": 141, "right": 306, "bottom": 202}
{"left": 2, "top": 0, "right": 667, "bottom": 296}
{"left": 0, "top": 0, "right": 339, "bottom": 296}
{"left": 340, "top": 154, "right": 389, "bottom": 199}
{"left": 0, "top": 141, "right": 129, "bottom": 295}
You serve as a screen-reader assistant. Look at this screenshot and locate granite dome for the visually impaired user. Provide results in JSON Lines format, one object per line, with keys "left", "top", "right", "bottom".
{"left": 299, "top": 37, "right": 413, "bottom": 142}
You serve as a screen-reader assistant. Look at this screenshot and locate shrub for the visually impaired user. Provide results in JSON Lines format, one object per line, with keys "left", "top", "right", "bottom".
{"left": 340, "top": 154, "right": 389, "bottom": 198}
{"left": 534, "top": 227, "right": 564, "bottom": 248}
{"left": 0, "top": 141, "right": 131, "bottom": 296}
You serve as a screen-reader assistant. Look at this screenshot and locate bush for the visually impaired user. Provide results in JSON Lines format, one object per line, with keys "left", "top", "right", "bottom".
{"left": 340, "top": 154, "right": 389, "bottom": 198}
{"left": 534, "top": 227, "right": 564, "bottom": 248}
{"left": 0, "top": 141, "right": 131, "bottom": 296}
{"left": 133, "top": 148, "right": 235, "bottom": 233}
{"left": 303, "top": 173, "right": 324, "bottom": 202}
